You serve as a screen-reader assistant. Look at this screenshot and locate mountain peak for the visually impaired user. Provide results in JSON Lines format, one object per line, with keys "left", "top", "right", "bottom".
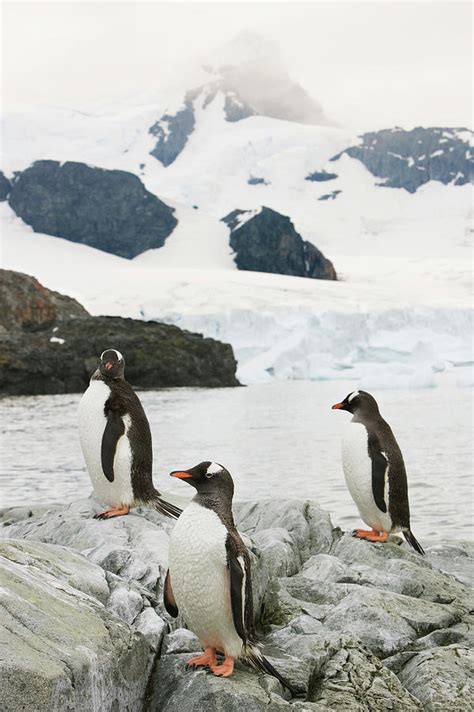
{"left": 200, "top": 32, "right": 333, "bottom": 127}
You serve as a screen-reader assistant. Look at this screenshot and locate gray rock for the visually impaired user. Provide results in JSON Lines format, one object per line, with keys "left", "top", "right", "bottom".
{"left": 222, "top": 207, "right": 337, "bottom": 280}
{"left": 0, "top": 538, "right": 153, "bottom": 712}
{"left": 2, "top": 497, "right": 473, "bottom": 711}
{"left": 0, "top": 498, "right": 172, "bottom": 596}
{"left": 145, "top": 650, "right": 292, "bottom": 712}
{"left": 306, "top": 639, "right": 421, "bottom": 711}
{"left": 8, "top": 160, "right": 178, "bottom": 258}
{"left": 395, "top": 645, "right": 473, "bottom": 711}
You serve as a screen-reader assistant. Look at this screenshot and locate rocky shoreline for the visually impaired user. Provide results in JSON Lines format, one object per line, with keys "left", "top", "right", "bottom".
{"left": 0, "top": 496, "right": 472, "bottom": 711}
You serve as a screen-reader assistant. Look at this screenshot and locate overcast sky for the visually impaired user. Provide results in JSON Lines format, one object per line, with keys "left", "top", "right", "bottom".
{"left": 1, "top": 0, "right": 472, "bottom": 128}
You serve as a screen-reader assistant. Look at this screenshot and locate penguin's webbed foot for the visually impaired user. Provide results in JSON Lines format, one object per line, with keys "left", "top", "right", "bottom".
{"left": 210, "top": 656, "right": 235, "bottom": 677}
{"left": 187, "top": 648, "right": 217, "bottom": 668}
{"left": 93, "top": 505, "right": 130, "bottom": 520}
{"left": 353, "top": 528, "right": 389, "bottom": 543}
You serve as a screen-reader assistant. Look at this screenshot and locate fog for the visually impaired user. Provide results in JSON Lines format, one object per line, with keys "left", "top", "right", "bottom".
{"left": 1, "top": 1, "right": 472, "bottom": 128}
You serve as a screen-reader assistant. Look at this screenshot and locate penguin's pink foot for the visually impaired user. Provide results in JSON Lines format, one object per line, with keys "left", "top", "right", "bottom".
{"left": 94, "top": 505, "right": 130, "bottom": 520}
{"left": 187, "top": 648, "right": 217, "bottom": 668}
{"left": 210, "top": 656, "right": 235, "bottom": 677}
{"left": 353, "top": 528, "right": 388, "bottom": 543}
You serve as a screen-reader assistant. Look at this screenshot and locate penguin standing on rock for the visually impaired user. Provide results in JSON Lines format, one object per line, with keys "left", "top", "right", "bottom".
{"left": 78, "top": 349, "right": 181, "bottom": 520}
{"left": 332, "top": 390, "right": 424, "bottom": 554}
{"left": 164, "top": 461, "right": 296, "bottom": 693}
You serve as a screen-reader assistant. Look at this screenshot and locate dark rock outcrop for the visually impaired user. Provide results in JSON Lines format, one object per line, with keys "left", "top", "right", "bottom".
{"left": 222, "top": 207, "right": 337, "bottom": 280}
{"left": 318, "top": 190, "right": 341, "bottom": 201}
{"left": 149, "top": 96, "right": 196, "bottom": 167}
{"left": 248, "top": 176, "right": 269, "bottom": 185}
{"left": 331, "top": 127, "right": 473, "bottom": 193}
{"left": 8, "top": 161, "right": 177, "bottom": 258}
{"left": 0, "top": 270, "right": 239, "bottom": 395}
{"left": 0, "top": 170, "right": 11, "bottom": 200}
{"left": 149, "top": 84, "right": 256, "bottom": 166}
{"left": 305, "top": 170, "right": 338, "bottom": 182}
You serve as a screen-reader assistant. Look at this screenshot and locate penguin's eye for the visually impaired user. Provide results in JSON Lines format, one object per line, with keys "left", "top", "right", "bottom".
{"left": 205, "top": 472, "right": 214, "bottom": 479}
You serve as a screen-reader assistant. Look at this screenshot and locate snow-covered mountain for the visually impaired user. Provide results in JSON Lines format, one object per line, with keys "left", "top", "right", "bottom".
{"left": 1, "top": 45, "right": 472, "bottom": 388}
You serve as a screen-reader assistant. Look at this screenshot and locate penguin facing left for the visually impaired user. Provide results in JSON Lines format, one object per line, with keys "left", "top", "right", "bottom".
{"left": 78, "top": 349, "right": 181, "bottom": 520}
{"left": 332, "top": 390, "right": 424, "bottom": 554}
{"left": 164, "top": 461, "right": 296, "bottom": 693}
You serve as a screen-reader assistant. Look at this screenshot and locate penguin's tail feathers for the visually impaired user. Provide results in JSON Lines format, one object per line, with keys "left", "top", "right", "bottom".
{"left": 151, "top": 492, "right": 182, "bottom": 520}
{"left": 403, "top": 529, "right": 425, "bottom": 555}
{"left": 244, "top": 644, "right": 298, "bottom": 696}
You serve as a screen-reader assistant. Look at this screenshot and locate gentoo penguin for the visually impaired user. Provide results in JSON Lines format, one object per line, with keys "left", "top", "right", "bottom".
{"left": 332, "top": 390, "right": 424, "bottom": 554}
{"left": 164, "top": 461, "right": 295, "bottom": 692}
{"left": 78, "top": 349, "right": 181, "bottom": 520}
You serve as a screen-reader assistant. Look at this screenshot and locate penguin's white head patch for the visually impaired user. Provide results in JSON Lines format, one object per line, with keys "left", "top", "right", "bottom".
{"left": 206, "top": 462, "right": 223, "bottom": 476}
{"left": 101, "top": 349, "right": 123, "bottom": 362}
{"left": 99, "top": 349, "right": 125, "bottom": 379}
{"left": 348, "top": 390, "right": 360, "bottom": 403}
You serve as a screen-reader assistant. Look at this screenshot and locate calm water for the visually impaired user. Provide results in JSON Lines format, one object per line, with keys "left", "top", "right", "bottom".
{"left": 0, "top": 381, "right": 472, "bottom": 542}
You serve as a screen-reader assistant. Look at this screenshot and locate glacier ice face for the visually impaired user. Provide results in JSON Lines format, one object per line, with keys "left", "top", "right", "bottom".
{"left": 156, "top": 305, "right": 473, "bottom": 388}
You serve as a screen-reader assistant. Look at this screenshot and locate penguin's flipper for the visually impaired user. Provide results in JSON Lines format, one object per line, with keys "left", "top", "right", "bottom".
{"left": 226, "top": 534, "right": 251, "bottom": 645}
{"left": 163, "top": 569, "right": 179, "bottom": 617}
{"left": 101, "top": 411, "right": 125, "bottom": 482}
{"left": 368, "top": 437, "right": 388, "bottom": 513}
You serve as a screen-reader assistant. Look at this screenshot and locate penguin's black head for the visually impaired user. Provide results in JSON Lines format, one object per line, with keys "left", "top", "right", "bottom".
{"left": 331, "top": 390, "right": 380, "bottom": 416}
{"left": 99, "top": 349, "right": 125, "bottom": 379}
{"left": 170, "top": 461, "right": 234, "bottom": 498}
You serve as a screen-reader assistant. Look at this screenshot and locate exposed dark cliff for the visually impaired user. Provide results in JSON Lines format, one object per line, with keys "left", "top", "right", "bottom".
{"left": 0, "top": 171, "right": 11, "bottom": 201}
{"left": 8, "top": 161, "right": 177, "bottom": 258}
{"left": 0, "top": 270, "right": 239, "bottom": 395}
{"left": 222, "top": 207, "right": 337, "bottom": 280}
{"left": 331, "top": 127, "right": 473, "bottom": 193}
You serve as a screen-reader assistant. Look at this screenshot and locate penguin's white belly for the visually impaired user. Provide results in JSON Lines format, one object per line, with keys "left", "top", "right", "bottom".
{"left": 78, "top": 380, "right": 134, "bottom": 507}
{"left": 169, "top": 501, "right": 243, "bottom": 658}
{"left": 342, "top": 422, "right": 392, "bottom": 532}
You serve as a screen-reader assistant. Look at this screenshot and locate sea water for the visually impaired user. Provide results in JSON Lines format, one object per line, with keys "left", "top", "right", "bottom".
{"left": 0, "top": 380, "right": 472, "bottom": 542}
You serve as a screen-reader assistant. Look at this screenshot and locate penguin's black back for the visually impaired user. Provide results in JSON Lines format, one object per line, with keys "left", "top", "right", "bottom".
{"left": 104, "top": 378, "right": 156, "bottom": 502}
{"left": 365, "top": 415, "right": 411, "bottom": 530}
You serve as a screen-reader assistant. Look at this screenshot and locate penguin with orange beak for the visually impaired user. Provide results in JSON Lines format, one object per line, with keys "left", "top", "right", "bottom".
{"left": 332, "top": 390, "right": 424, "bottom": 554}
{"left": 164, "top": 461, "right": 296, "bottom": 692}
{"left": 78, "top": 349, "right": 181, "bottom": 520}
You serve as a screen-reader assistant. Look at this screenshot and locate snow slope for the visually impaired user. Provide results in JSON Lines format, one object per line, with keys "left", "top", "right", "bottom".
{"left": 1, "top": 88, "right": 472, "bottom": 387}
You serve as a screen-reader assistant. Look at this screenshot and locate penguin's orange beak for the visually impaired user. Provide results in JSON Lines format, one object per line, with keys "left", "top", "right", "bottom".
{"left": 331, "top": 402, "right": 344, "bottom": 410}
{"left": 170, "top": 470, "right": 193, "bottom": 479}
{"left": 105, "top": 361, "right": 114, "bottom": 371}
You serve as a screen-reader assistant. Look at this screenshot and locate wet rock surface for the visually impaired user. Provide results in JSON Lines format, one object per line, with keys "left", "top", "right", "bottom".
{"left": 1, "top": 496, "right": 472, "bottom": 711}
{"left": 0, "top": 270, "right": 240, "bottom": 395}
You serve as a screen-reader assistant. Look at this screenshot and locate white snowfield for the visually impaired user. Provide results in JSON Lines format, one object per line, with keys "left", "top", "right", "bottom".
{"left": 1, "top": 90, "right": 472, "bottom": 387}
